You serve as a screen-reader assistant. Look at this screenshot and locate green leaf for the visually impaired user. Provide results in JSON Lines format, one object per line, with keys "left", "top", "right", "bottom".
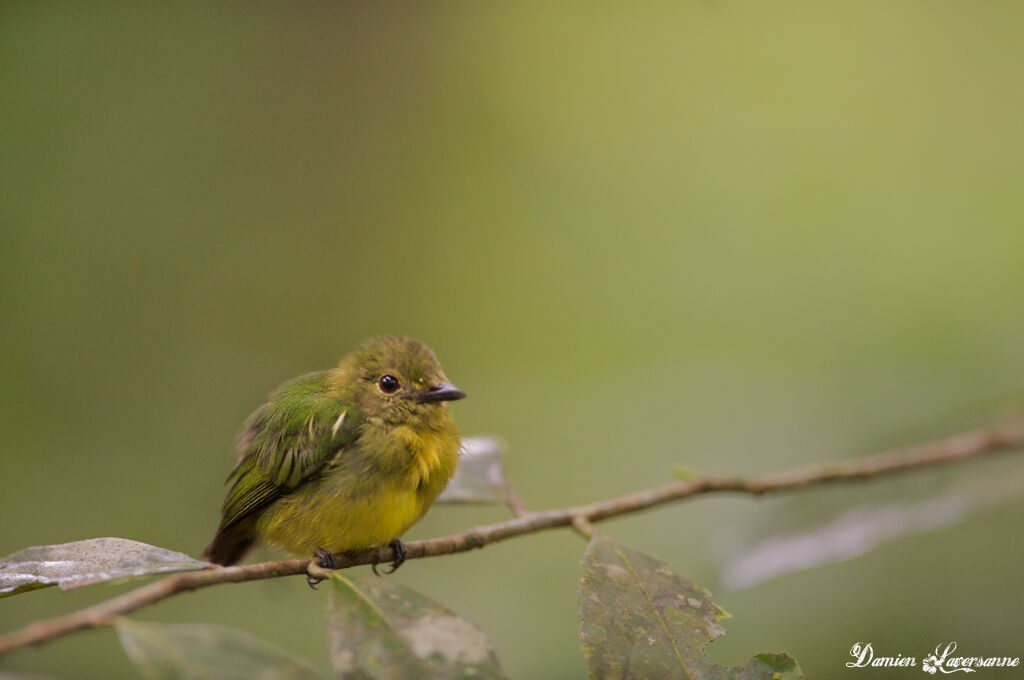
{"left": 578, "top": 534, "right": 804, "bottom": 680}
{"left": 0, "top": 672, "right": 68, "bottom": 680}
{"left": 437, "top": 437, "right": 512, "bottom": 505}
{"left": 117, "top": 619, "right": 325, "bottom": 680}
{"left": 327, "top": 573, "right": 508, "bottom": 680}
{"left": 0, "top": 538, "right": 208, "bottom": 598}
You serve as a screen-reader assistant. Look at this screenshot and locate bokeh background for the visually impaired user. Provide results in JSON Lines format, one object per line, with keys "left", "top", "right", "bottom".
{"left": 3, "top": 2, "right": 1024, "bottom": 678}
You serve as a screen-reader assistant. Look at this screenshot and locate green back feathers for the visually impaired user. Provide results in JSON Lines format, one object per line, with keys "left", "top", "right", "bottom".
{"left": 220, "top": 372, "right": 363, "bottom": 530}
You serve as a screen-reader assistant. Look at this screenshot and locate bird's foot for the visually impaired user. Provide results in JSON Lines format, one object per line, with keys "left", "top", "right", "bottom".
{"left": 317, "top": 548, "right": 338, "bottom": 569}
{"left": 371, "top": 539, "right": 407, "bottom": 576}
{"left": 306, "top": 548, "right": 338, "bottom": 589}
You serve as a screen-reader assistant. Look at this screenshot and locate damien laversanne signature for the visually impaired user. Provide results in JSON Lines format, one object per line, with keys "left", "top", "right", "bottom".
{"left": 848, "top": 642, "right": 1020, "bottom": 673}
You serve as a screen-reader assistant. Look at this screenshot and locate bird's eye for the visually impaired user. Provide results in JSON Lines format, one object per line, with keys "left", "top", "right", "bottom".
{"left": 378, "top": 374, "right": 400, "bottom": 393}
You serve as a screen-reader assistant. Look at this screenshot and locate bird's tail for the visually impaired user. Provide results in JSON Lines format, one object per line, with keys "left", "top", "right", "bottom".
{"left": 202, "top": 520, "right": 256, "bottom": 566}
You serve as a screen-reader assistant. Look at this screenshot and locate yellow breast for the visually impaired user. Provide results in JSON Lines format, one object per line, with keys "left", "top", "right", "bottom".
{"left": 255, "top": 423, "right": 459, "bottom": 557}
{"left": 395, "top": 425, "right": 447, "bottom": 488}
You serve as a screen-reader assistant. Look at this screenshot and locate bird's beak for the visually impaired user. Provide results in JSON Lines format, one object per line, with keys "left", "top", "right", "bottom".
{"left": 419, "top": 382, "right": 466, "bottom": 403}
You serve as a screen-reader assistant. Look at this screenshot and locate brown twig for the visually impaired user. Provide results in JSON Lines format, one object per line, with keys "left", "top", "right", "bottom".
{"left": 502, "top": 486, "right": 530, "bottom": 518}
{"left": 571, "top": 514, "right": 597, "bottom": 539}
{"left": 1, "top": 423, "right": 1022, "bottom": 656}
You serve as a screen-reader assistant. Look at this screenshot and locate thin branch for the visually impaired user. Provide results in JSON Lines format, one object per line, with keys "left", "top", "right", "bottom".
{"left": 502, "top": 486, "right": 529, "bottom": 518}
{"left": 571, "top": 514, "right": 597, "bottom": 539}
{"left": 1, "top": 423, "right": 1022, "bottom": 656}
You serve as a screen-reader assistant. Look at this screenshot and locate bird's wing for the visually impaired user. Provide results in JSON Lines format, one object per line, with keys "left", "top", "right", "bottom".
{"left": 218, "top": 372, "right": 362, "bottom": 530}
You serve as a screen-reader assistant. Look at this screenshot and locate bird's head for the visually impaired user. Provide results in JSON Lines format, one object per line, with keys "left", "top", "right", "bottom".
{"left": 330, "top": 336, "right": 465, "bottom": 423}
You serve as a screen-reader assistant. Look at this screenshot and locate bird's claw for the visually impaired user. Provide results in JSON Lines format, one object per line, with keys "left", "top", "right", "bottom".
{"left": 316, "top": 548, "right": 338, "bottom": 569}
{"left": 307, "top": 548, "right": 338, "bottom": 589}
{"left": 372, "top": 539, "right": 407, "bottom": 576}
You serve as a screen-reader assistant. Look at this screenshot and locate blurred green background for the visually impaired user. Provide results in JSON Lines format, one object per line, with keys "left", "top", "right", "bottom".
{"left": 3, "top": 2, "right": 1024, "bottom": 678}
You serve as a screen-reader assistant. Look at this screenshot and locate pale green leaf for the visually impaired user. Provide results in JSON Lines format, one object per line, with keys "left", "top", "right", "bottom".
{"left": 327, "top": 573, "right": 508, "bottom": 680}
{"left": 0, "top": 538, "right": 208, "bottom": 598}
{"left": 578, "top": 534, "right": 803, "bottom": 680}
{"left": 117, "top": 620, "right": 325, "bottom": 680}
{"left": 437, "top": 437, "right": 511, "bottom": 505}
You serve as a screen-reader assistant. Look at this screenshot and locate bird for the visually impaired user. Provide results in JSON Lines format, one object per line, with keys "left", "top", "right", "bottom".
{"left": 202, "top": 336, "right": 465, "bottom": 584}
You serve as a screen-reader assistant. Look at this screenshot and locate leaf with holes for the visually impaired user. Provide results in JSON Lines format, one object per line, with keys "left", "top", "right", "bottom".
{"left": 327, "top": 573, "right": 508, "bottom": 680}
{"left": 578, "top": 534, "right": 804, "bottom": 679}
{"left": 0, "top": 538, "right": 207, "bottom": 598}
{"left": 117, "top": 620, "right": 325, "bottom": 680}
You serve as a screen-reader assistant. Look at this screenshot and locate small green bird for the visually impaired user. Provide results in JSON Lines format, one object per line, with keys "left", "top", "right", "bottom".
{"left": 202, "top": 336, "right": 465, "bottom": 579}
